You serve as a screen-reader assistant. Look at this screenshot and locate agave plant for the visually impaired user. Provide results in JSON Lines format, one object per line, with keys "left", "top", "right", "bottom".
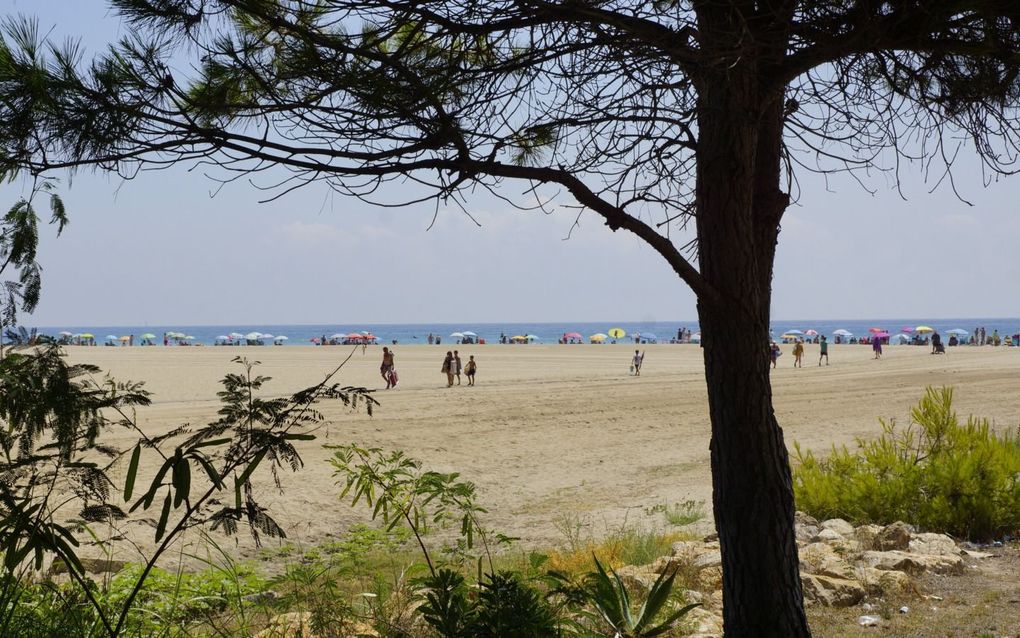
{"left": 555, "top": 555, "right": 699, "bottom": 638}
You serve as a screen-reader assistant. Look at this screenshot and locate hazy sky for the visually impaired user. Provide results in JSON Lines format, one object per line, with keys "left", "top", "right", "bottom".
{"left": 4, "top": 1, "right": 1019, "bottom": 327}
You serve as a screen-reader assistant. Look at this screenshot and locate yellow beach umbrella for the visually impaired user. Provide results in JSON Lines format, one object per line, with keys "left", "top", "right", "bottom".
{"left": 590, "top": 333, "right": 608, "bottom": 342}
{"left": 511, "top": 335, "right": 527, "bottom": 341}
{"left": 915, "top": 326, "right": 934, "bottom": 333}
{"left": 80, "top": 333, "right": 94, "bottom": 339}
{"left": 608, "top": 327, "right": 626, "bottom": 338}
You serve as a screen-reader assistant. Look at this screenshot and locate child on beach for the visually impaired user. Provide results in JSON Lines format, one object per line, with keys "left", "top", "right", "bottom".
{"left": 465, "top": 355, "right": 477, "bottom": 386}
{"left": 792, "top": 340, "right": 804, "bottom": 367}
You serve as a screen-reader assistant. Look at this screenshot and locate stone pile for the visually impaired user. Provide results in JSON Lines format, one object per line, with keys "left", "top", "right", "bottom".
{"left": 616, "top": 513, "right": 991, "bottom": 637}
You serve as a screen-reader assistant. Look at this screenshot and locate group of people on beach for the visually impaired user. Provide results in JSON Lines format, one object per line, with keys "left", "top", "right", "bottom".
{"left": 378, "top": 347, "right": 478, "bottom": 389}
{"left": 771, "top": 336, "right": 829, "bottom": 368}
{"left": 441, "top": 350, "right": 477, "bottom": 386}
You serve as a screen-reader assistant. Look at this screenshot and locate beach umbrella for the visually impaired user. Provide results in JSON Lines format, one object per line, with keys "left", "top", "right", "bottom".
{"left": 245, "top": 332, "right": 263, "bottom": 340}
{"left": 216, "top": 335, "right": 229, "bottom": 340}
{"left": 184, "top": 335, "right": 196, "bottom": 341}
{"left": 947, "top": 328, "right": 969, "bottom": 336}
{"left": 915, "top": 325, "right": 934, "bottom": 333}
{"left": 461, "top": 331, "right": 477, "bottom": 337}
{"left": 873, "top": 331, "right": 890, "bottom": 339}
{"left": 564, "top": 332, "right": 583, "bottom": 340}
{"left": 833, "top": 329, "right": 853, "bottom": 337}
{"left": 641, "top": 332, "right": 658, "bottom": 341}
{"left": 805, "top": 329, "right": 819, "bottom": 336}
{"left": 608, "top": 327, "right": 626, "bottom": 338}
{"left": 119, "top": 336, "right": 131, "bottom": 342}
{"left": 80, "top": 333, "right": 94, "bottom": 339}
{"left": 590, "top": 333, "right": 607, "bottom": 342}
{"left": 275, "top": 335, "right": 289, "bottom": 342}
{"left": 229, "top": 332, "right": 243, "bottom": 339}
{"left": 360, "top": 330, "right": 371, "bottom": 335}
{"left": 892, "top": 333, "right": 911, "bottom": 344}
{"left": 450, "top": 332, "right": 465, "bottom": 338}
{"left": 690, "top": 332, "right": 702, "bottom": 342}
{"left": 261, "top": 333, "right": 275, "bottom": 340}
{"left": 868, "top": 327, "right": 885, "bottom": 334}
{"left": 329, "top": 333, "right": 345, "bottom": 339}
{"left": 105, "top": 334, "right": 118, "bottom": 341}
{"left": 900, "top": 326, "right": 915, "bottom": 333}
{"left": 310, "top": 337, "right": 321, "bottom": 343}
{"left": 784, "top": 329, "right": 804, "bottom": 335}
{"left": 140, "top": 333, "right": 156, "bottom": 340}
{"left": 511, "top": 335, "right": 527, "bottom": 342}
{"left": 58, "top": 331, "right": 73, "bottom": 337}
{"left": 346, "top": 333, "right": 365, "bottom": 340}
{"left": 525, "top": 334, "right": 540, "bottom": 341}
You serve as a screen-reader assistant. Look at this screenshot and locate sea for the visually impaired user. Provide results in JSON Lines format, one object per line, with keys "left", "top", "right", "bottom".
{"left": 13, "top": 319, "right": 1020, "bottom": 346}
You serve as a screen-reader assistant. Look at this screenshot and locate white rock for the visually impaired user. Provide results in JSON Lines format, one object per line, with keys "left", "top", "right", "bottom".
{"left": 820, "top": 518, "right": 856, "bottom": 537}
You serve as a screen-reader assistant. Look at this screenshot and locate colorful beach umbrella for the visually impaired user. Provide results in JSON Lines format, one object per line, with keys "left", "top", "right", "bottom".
{"left": 140, "top": 333, "right": 156, "bottom": 339}
{"left": 915, "top": 326, "right": 934, "bottom": 333}
{"left": 119, "top": 336, "right": 131, "bottom": 342}
{"left": 868, "top": 327, "right": 885, "bottom": 334}
{"left": 590, "top": 333, "right": 607, "bottom": 342}
{"left": 900, "top": 326, "right": 915, "bottom": 333}
{"left": 608, "top": 328, "right": 626, "bottom": 338}
{"left": 564, "top": 332, "right": 583, "bottom": 340}
{"left": 873, "top": 332, "right": 890, "bottom": 339}
{"left": 805, "top": 329, "right": 819, "bottom": 336}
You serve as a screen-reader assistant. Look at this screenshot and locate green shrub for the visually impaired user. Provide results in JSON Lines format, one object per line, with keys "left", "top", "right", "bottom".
{"left": 793, "top": 386, "right": 1020, "bottom": 541}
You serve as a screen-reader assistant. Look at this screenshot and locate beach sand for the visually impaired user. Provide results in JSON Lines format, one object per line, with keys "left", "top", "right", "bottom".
{"left": 63, "top": 343, "right": 1020, "bottom": 566}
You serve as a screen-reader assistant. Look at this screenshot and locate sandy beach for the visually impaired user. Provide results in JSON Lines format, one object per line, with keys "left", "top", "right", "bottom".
{"left": 63, "top": 343, "right": 1020, "bottom": 565}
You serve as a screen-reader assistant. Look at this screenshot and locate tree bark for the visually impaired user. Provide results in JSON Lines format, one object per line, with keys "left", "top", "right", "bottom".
{"left": 693, "top": 48, "right": 810, "bottom": 637}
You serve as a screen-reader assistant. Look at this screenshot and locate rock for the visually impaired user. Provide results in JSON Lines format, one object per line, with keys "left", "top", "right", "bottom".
{"left": 795, "top": 511, "right": 820, "bottom": 527}
{"left": 801, "top": 573, "right": 866, "bottom": 607}
{"left": 694, "top": 550, "right": 722, "bottom": 569}
{"left": 671, "top": 540, "right": 701, "bottom": 557}
{"left": 909, "top": 532, "right": 957, "bottom": 556}
{"left": 243, "top": 591, "right": 278, "bottom": 604}
{"left": 615, "top": 565, "right": 660, "bottom": 594}
{"left": 876, "top": 522, "right": 912, "bottom": 551}
{"left": 796, "top": 524, "right": 820, "bottom": 543}
{"left": 853, "top": 524, "right": 884, "bottom": 551}
{"left": 820, "top": 518, "right": 856, "bottom": 538}
{"left": 684, "top": 606, "right": 723, "bottom": 637}
{"left": 862, "top": 550, "right": 963, "bottom": 576}
{"left": 698, "top": 566, "right": 724, "bottom": 590}
{"left": 800, "top": 542, "right": 854, "bottom": 580}
{"left": 962, "top": 549, "right": 994, "bottom": 559}
{"left": 859, "top": 567, "right": 913, "bottom": 595}
{"left": 814, "top": 528, "right": 845, "bottom": 543}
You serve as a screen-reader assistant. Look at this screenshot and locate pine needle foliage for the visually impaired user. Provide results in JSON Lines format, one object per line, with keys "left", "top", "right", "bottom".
{"left": 794, "top": 386, "right": 1020, "bottom": 542}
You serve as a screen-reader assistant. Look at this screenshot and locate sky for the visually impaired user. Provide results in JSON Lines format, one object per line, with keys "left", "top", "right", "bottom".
{"left": 3, "top": 0, "right": 1019, "bottom": 327}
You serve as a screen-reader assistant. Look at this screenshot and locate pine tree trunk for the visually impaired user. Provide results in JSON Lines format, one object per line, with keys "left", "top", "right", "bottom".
{"left": 694, "top": 62, "right": 810, "bottom": 635}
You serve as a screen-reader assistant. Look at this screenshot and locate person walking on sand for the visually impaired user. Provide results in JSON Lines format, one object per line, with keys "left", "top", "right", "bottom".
{"left": 465, "top": 355, "right": 477, "bottom": 386}
{"left": 442, "top": 351, "right": 454, "bottom": 387}
{"left": 380, "top": 347, "right": 396, "bottom": 389}
{"left": 818, "top": 336, "right": 829, "bottom": 366}
{"left": 632, "top": 349, "right": 644, "bottom": 376}
{"left": 792, "top": 339, "right": 804, "bottom": 367}
{"left": 872, "top": 335, "right": 883, "bottom": 359}
{"left": 454, "top": 350, "right": 463, "bottom": 385}
{"left": 769, "top": 341, "right": 780, "bottom": 368}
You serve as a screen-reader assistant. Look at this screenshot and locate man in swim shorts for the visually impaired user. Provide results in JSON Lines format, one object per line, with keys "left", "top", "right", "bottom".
{"left": 380, "top": 347, "right": 395, "bottom": 389}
